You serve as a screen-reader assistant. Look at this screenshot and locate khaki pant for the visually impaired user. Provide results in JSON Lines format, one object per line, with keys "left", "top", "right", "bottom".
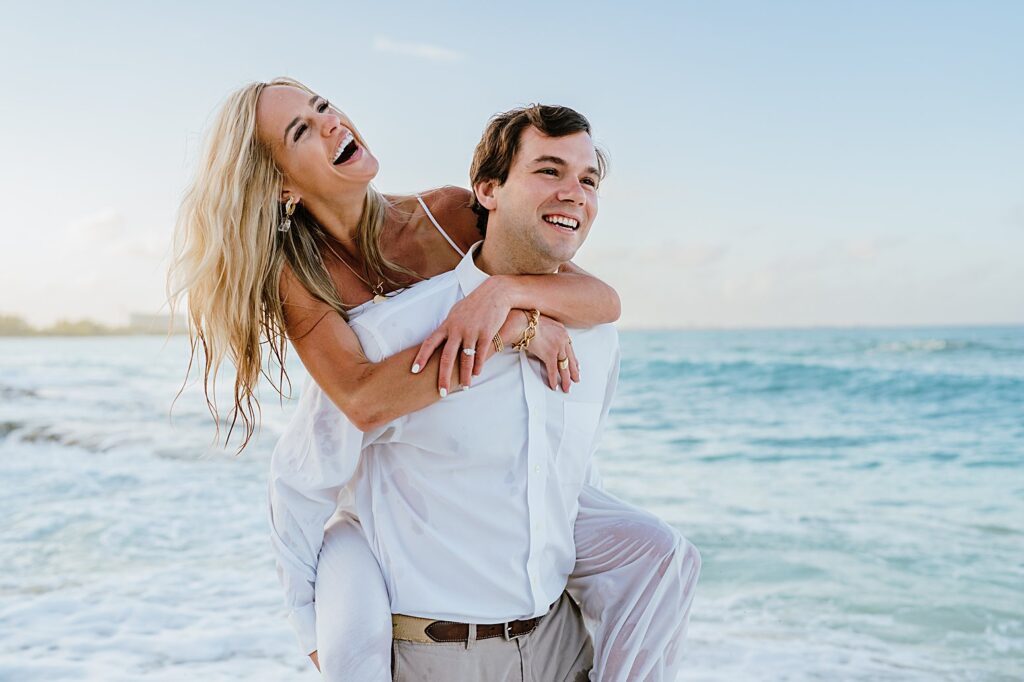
{"left": 391, "top": 593, "right": 593, "bottom": 681}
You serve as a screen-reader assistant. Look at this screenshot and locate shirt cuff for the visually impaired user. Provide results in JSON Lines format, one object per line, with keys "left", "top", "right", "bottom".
{"left": 288, "top": 603, "right": 318, "bottom": 655}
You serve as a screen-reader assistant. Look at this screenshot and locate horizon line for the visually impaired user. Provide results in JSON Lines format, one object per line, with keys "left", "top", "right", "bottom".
{"left": 1, "top": 320, "right": 1020, "bottom": 339}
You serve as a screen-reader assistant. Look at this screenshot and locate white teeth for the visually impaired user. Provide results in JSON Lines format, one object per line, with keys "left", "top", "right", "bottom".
{"left": 333, "top": 132, "right": 354, "bottom": 162}
{"left": 545, "top": 215, "right": 579, "bottom": 229}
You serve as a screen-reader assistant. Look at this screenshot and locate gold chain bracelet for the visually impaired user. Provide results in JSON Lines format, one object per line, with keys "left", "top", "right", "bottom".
{"left": 511, "top": 309, "right": 540, "bottom": 352}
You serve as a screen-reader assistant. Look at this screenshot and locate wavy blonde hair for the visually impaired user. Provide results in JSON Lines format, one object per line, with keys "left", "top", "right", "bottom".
{"left": 168, "top": 77, "right": 411, "bottom": 451}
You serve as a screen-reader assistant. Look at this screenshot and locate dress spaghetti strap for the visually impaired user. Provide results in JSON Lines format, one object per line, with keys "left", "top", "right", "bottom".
{"left": 416, "top": 194, "right": 466, "bottom": 257}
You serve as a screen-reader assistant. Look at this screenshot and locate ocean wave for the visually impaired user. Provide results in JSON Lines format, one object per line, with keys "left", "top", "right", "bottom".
{"left": 867, "top": 338, "right": 1023, "bottom": 356}
{"left": 0, "top": 384, "right": 38, "bottom": 400}
{"left": 853, "top": 372, "right": 1024, "bottom": 403}
{"left": 2, "top": 423, "right": 121, "bottom": 454}
{"left": 0, "top": 415, "right": 277, "bottom": 462}
{"left": 0, "top": 420, "right": 24, "bottom": 438}
{"left": 1, "top": 419, "right": 179, "bottom": 455}
{"left": 747, "top": 434, "right": 900, "bottom": 449}
{"left": 630, "top": 356, "right": 1023, "bottom": 404}
{"left": 963, "top": 459, "right": 1021, "bottom": 469}
{"left": 634, "top": 358, "right": 862, "bottom": 391}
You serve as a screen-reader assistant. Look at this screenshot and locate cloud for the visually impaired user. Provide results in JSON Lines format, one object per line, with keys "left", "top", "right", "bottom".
{"left": 11, "top": 210, "right": 173, "bottom": 324}
{"left": 840, "top": 236, "right": 902, "bottom": 263}
{"left": 1008, "top": 203, "right": 1024, "bottom": 230}
{"left": 580, "top": 241, "right": 728, "bottom": 272}
{"left": 60, "top": 209, "right": 167, "bottom": 262}
{"left": 372, "top": 36, "right": 464, "bottom": 62}
{"left": 66, "top": 209, "right": 125, "bottom": 245}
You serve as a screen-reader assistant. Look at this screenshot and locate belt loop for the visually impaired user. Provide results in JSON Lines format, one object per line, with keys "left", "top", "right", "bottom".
{"left": 465, "top": 623, "right": 477, "bottom": 651}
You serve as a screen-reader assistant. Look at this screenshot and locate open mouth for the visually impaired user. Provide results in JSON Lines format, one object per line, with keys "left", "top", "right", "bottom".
{"left": 333, "top": 132, "right": 359, "bottom": 165}
{"left": 543, "top": 214, "right": 580, "bottom": 232}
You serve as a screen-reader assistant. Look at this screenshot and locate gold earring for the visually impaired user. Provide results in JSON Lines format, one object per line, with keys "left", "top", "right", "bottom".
{"left": 279, "top": 196, "right": 298, "bottom": 233}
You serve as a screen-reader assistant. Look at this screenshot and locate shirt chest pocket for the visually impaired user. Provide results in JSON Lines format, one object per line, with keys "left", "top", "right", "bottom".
{"left": 555, "top": 401, "right": 603, "bottom": 498}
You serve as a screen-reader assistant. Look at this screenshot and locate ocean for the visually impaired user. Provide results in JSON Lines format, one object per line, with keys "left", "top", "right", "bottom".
{"left": 1, "top": 326, "right": 1021, "bottom": 681}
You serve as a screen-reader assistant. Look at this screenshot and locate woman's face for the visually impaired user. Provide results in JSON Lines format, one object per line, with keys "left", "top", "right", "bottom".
{"left": 256, "top": 85, "right": 379, "bottom": 201}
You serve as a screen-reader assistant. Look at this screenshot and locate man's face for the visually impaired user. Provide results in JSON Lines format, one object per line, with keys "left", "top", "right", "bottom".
{"left": 484, "top": 127, "right": 601, "bottom": 268}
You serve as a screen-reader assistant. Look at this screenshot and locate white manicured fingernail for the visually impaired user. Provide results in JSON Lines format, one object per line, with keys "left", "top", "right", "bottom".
{"left": 439, "top": 387, "right": 448, "bottom": 398}
{"left": 411, "top": 363, "right": 421, "bottom": 374}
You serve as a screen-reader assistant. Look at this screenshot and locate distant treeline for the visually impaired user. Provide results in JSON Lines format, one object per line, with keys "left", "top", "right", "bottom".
{"left": 0, "top": 314, "right": 187, "bottom": 337}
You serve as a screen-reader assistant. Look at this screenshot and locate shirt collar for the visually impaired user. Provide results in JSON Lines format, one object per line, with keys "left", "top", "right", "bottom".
{"left": 455, "top": 240, "right": 489, "bottom": 297}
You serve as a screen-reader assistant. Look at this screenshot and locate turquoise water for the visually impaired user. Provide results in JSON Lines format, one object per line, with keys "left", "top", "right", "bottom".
{"left": 609, "top": 327, "right": 1023, "bottom": 680}
{"left": 1, "top": 326, "right": 1022, "bottom": 680}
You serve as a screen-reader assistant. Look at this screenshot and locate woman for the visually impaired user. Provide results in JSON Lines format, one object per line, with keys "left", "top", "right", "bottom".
{"left": 170, "top": 77, "right": 699, "bottom": 681}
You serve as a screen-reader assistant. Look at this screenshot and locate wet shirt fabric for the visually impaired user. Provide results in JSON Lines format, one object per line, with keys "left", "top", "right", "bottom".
{"left": 348, "top": 244, "right": 619, "bottom": 623}
{"left": 267, "top": 243, "right": 619, "bottom": 650}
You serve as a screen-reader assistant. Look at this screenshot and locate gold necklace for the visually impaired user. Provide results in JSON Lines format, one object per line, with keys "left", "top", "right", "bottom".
{"left": 320, "top": 238, "right": 388, "bottom": 305}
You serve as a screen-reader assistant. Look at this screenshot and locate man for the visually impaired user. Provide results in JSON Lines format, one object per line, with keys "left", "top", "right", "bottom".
{"left": 351, "top": 107, "right": 614, "bottom": 680}
{"left": 271, "top": 105, "right": 700, "bottom": 681}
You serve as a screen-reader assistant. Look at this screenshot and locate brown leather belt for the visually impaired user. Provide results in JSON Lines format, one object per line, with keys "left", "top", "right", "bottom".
{"left": 392, "top": 613, "right": 543, "bottom": 644}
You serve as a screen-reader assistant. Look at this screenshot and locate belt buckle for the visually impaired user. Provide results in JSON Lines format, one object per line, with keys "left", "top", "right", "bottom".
{"left": 502, "top": 620, "right": 521, "bottom": 641}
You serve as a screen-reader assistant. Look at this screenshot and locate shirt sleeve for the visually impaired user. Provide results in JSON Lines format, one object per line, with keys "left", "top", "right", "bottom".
{"left": 267, "top": 379, "right": 368, "bottom": 654}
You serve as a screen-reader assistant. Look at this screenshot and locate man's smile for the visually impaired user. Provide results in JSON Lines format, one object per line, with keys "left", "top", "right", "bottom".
{"left": 542, "top": 213, "right": 581, "bottom": 232}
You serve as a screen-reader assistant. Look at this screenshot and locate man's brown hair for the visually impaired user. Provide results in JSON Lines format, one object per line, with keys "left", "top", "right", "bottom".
{"left": 469, "top": 104, "right": 608, "bottom": 235}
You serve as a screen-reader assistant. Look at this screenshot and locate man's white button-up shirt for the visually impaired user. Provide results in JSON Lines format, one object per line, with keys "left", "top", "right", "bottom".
{"left": 268, "top": 243, "right": 619, "bottom": 648}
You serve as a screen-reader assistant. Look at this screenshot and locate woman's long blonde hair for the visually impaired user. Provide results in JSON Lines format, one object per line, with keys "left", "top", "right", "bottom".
{"left": 168, "top": 77, "right": 409, "bottom": 451}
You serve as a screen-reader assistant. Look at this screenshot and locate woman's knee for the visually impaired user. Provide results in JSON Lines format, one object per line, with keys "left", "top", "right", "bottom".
{"left": 319, "top": 519, "right": 364, "bottom": 562}
{"left": 676, "top": 535, "right": 702, "bottom": 583}
{"left": 628, "top": 512, "right": 683, "bottom": 560}
{"left": 314, "top": 520, "right": 391, "bottom": 639}
{"left": 643, "top": 519, "right": 701, "bottom": 585}
{"left": 315, "top": 521, "right": 392, "bottom": 680}
{"left": 317, "top": 519, "right": 383, "bottom": 583}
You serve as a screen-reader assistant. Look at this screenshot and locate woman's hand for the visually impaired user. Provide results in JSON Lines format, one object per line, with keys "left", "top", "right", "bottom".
{"left": 411, "top": 276, "right": 513, "bottom": 393}
{"left": 411, "top": 275, "right": 582, "bottom": 394}
{"left": 492, "top": 310, "right": 580, "bottom": 392}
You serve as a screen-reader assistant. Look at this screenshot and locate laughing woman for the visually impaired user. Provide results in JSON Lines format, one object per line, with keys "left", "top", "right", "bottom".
{"left": 169, "top": 77, "right": 699, "bottom": 681}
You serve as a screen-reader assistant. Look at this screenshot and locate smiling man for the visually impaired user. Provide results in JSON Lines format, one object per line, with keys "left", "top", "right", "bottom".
{"left": 348, "top": 106, "right": 614, "bottom": 680}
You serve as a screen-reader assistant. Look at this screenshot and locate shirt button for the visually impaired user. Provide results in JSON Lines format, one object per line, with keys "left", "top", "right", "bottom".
{"left": 533, "top": 465, "right": 540, "bottom": 473}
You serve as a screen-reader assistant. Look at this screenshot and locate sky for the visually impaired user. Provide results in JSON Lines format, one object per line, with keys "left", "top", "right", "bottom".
{"left": 1, "top": 0, "right": 1021, "bottom": 328}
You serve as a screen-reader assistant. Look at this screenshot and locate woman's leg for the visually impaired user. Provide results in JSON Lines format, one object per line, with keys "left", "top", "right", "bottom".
{"left": 314, "top": 517, "right": 393, "bottom": 682}
{"left": 568, "top": 485, "right": 702, "bottom": 682}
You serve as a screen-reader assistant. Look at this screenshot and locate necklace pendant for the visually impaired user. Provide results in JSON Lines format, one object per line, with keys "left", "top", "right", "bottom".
{"left": 371, "top": 281, "right": 386, "bottom": 304}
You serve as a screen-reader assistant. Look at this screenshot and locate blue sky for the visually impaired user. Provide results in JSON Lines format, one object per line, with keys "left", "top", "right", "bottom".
{"left": 1, "top": 1, "right": 1021, "bottom": 327}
